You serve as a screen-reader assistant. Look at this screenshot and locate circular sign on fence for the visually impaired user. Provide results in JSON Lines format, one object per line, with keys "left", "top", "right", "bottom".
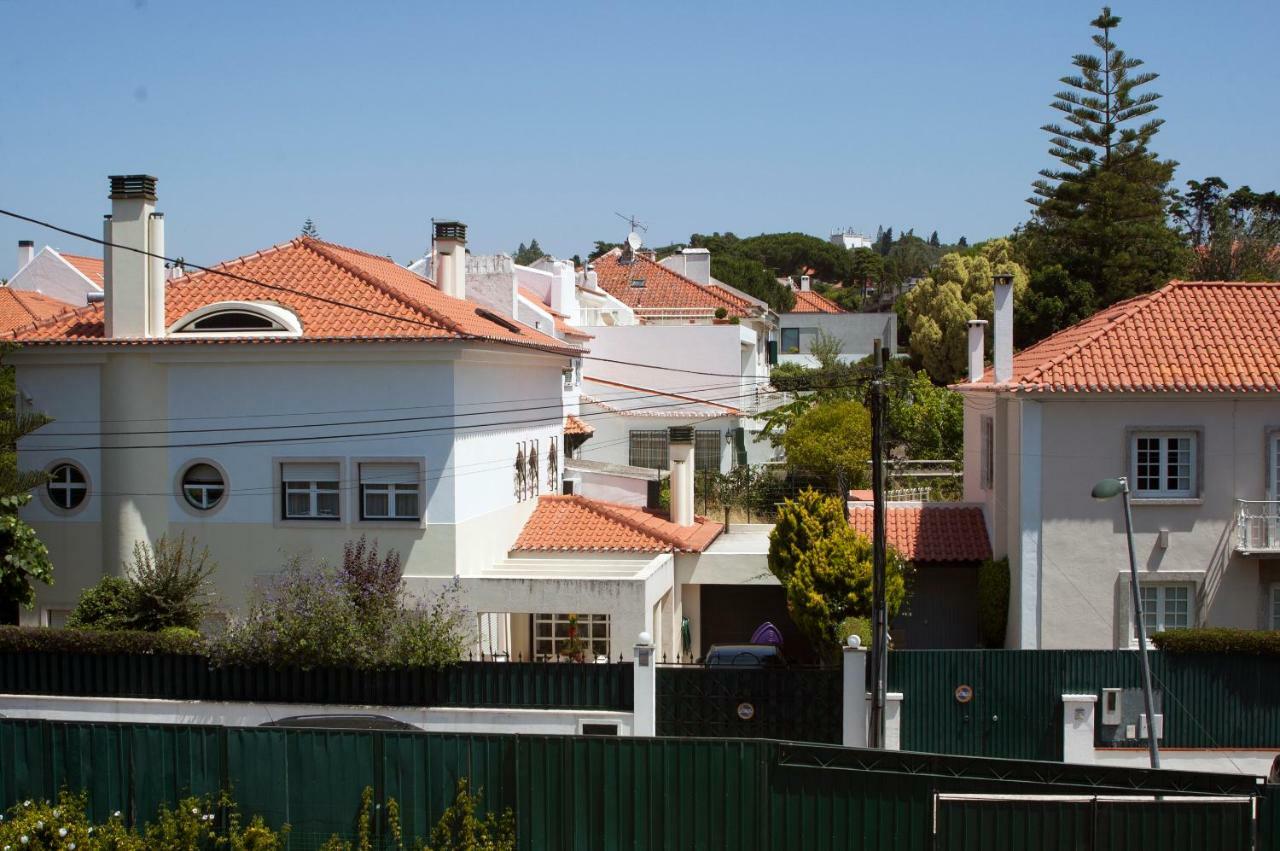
{"left": 737, "top": 702, "right": 756, "bottom": 721}
{"left": 954, "top": 684, "right": 974, "bottom": 704}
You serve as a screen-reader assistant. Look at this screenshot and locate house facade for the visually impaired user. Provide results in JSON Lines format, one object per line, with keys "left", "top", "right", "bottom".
{"left": 955, "top": 278, "right": 1280, "bottom": 649}
{"left": 8, "top": 240, "right": 105, "bottom": 305}
{"left": 778, "top": 277, "right": 898, "bottom": 366}
{"left": 11, "top": 176, "right": 581, "bottom": 627}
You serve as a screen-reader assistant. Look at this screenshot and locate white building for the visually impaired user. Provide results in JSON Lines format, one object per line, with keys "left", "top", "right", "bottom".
{"left": 777, "top": 277, "right": 898, "bottom": 366}
{"left": 11, "top": 175, "right": 582, "bottom": 627}
{"left": 830, "top": 228, "right": 873, "bottom": 251}
{"left": 7, "top": 240, "right": 104, "bottom": 305}
{"left": 954, "top": 278, "right": 1280, "bottom": 649}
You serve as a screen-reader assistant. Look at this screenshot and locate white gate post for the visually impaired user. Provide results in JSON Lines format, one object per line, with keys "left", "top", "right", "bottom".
{"left": 842, "top": 638, "right": 869, "bottom": 747}
{"left": 633, "top": 632, "right": 656, "bottom": 737}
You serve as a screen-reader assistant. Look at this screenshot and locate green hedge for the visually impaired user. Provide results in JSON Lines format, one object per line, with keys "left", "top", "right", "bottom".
{"left": 977, "top": 558, "right": 1009, "bottom": 648}
{"left": 0, "top": 625, "right": 204, "bottom": 655}
{"left": 1151, "top": 627, "right": 1280, "bottom": 655}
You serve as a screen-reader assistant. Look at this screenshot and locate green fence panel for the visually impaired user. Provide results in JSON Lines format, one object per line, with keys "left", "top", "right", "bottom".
{"left": 656, "top": 666, "right": 841, "bottom": 743}
{"left": 0, "top": 720, "right": 47, "bottom": 813}
{"left": 1094, "top": 799, "right": 1253, "bottom": 851}
{"left": 126, "top": 724, "right": 223, "bottom": 829}
{"left": 225, "top": 728, "right": 291, "bottom": 831}
{"left": 48, "top": 723, "right": 132, "bottom": 824}
{"left": 934, "top": 798, "right": 1094, "bottom": 851}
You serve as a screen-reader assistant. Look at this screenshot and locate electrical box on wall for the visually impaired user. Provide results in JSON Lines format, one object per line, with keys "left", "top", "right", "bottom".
{"left": 1101, "top": 688, "right": 1122, "bottom": 725}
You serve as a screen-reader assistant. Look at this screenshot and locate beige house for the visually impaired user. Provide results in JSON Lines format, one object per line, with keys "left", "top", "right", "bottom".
{"left": 955, "top": 279, "right": 1280, "bottom": 649}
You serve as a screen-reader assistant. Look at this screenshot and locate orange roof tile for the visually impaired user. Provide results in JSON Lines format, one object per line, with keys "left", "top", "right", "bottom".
{"left": 60, "top": 253, "right": 104, "bottom": 287}
{"left": 513, "top": 494, "right": 722, "bottom": 553}
{"left": 564, "top": 414, "right": 594, "bottom": 436}
{"left": 592, "top": 249, "right": 754, "bottom": 316}
{"left": 959, "top": 280, "right": 1280, "bottom": 394}
{"left": 0, "top": 288, "right": 77, "bottom": 332}
{"left": 849, "top": 504, "right": 990, "bottom": 562}
{"left": 790, "top": 290, "right": 846, "bottom": 314}
{"left": 9, "top": 237, "right": 578, "bottom": 355}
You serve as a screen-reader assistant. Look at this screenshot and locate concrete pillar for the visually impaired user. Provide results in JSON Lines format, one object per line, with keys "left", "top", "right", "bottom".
{"left": 842, "top": 644, "right": 869, "bottom": 748}
{"left": 101, "top": 354, "right": 169, "bottom": 577}
{"left": 1062, "top": 694, "right": 1098, "bottom": 765}
{"left": 16, "top": 240, "right": 34, "bottom": 274}
{"left": 993, "top": 275, "right": 1014, "bottom": 384}
{"left": 633, "top": 633, "right": 656, "bottom": 737}
{"left": 884, "top": 692, "right": 903, "bottom": 750}
{"left": 966, "top": 319, "right": 987, "bottom": 383}
{"left": 668, "top": 427, "right": 695, "bottom": 526}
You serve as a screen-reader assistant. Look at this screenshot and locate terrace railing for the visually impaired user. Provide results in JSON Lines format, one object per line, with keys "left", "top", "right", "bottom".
{"left": 1237, "top": 500, "right": 1280, "bottom": 553}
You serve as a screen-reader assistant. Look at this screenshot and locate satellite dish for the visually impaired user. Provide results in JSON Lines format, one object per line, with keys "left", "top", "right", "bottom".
{"left": 626, "top": 232, "right": 643, "bottom": 252}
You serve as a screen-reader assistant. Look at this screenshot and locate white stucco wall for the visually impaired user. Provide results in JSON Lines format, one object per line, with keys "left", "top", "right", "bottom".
{"left": 585, "top": 324, "right": 765, "bottom": 404}
{"left": 778, "top": 312, "right": 897, "bottom": 361}
{"left": 7, "top": 248, "right": 99, "bottom": 305}
{"left": 964, "top": 391, "right": 1280, "bottom": 649}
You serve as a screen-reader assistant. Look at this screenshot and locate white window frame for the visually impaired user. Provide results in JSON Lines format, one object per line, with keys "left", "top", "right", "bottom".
{"left": 1129, "top": 430, "right": 1198, "bottom": 499}
{"left": 533, "top": 613, "right": 612, "bottom": 661}
{"left": 46, "top": 462, "right": 89, "bottom": 511}
{"left": 1136, "top": 583, "right": 1194, "bottom": 639}
{"left": 358, "top": 462, "right": 421, "bottom": 522}
{"left": 180, "top": 462, "right": 226, "bottom": 511}
{"left": 280, "top": 461, "right": 342, "bottom": 521}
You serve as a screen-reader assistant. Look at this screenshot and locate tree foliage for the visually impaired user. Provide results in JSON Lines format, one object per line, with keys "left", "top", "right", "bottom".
{"left": 1014, "top": 264, "right": 1097, "bottom": 347}
{"left": 780, "top": 400, "right": 872, "bottom": 489}
{"left": 1021, "top": 5, "right": 1187, "bottom": 334}
{"left": 709, "top": 253, "right": 796, "bottom": 312}
{"left": 901, "top": 238, "right": 1028, "bottom": 383}
{"left": 0, "top": 351, "right": 53, "bottom": 623}
{"left": 513, "top": 238, "right": 545, "bottom": 266}
{"left": 69, "top": 533, "right": 215, "bottom": 632}
{"left": 1171, "top": 177, "right": 1280, "bottom": 281}
{"left": 300, "top": 217, "right": 320, "bottom": 238}
{"left": 767, "top": 490, "right": 907, "bottom": 660}
{"left": 883, "top": 364, "right": 965, "bottom": 461}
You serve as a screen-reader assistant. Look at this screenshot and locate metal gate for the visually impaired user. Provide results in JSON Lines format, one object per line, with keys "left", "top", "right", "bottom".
{"left": 934, "top": 793, "right": 1256, "bottom": 851}
{"left": 656, "top": 665, "right": 842, "bottom": 743}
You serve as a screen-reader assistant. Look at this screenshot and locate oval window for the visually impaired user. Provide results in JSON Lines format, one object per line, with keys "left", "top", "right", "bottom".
{"left": 181, "top": 463, "right": 226, "bottom": 510}
{"left": 47, "top": 463, "right": 88, "bottom": 510}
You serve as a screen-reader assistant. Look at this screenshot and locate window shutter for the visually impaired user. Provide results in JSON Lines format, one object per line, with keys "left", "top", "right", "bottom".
{"left": 359, "top": 463, "right": 419, "bottom": 486}
{"left": 282, "top": 462, "right": 340, "bottom": 482}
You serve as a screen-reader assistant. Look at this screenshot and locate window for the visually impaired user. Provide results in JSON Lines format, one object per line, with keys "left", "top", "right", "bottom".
{"left": 47, "top": 463, "right": 88, "bottom": 510}
{"left": 1271, "top": 585, "right": 1280, "bottom": 631}
{"left": 1270, "top": 433, "right": 1280, "bottom": 501}
{"left": 980, "top": 416, "right": 994, "bottom": 490}
{"left": 181, "top": 463, "right": 225, "bottom": 510}
{"left": 1131, "top": 432, "right": 1196, "bottom": 498}
{"left": 359, "top": 463, "right": 420, "bottom": 521}
{"left": 281, "top": 462, "right": 340, "bottom": 520}
{"left": 629, "top": 277, "right": 646, "bottom": 288}
{"left": 781, "top": 328, "right": 800, "bottom": 354}
{"left": 44, "top": 609, "right": 72, "bottom": 628}
{"left": 533, "top": 613, "right": 611, "bottom": 661}
{"left": 629, "top": 430, "right": 669, "bottom": 469}
{"left": 563, "top": 368, "right": 574, "bottom": 390}
{"left": 1137, "top": 584, "right": 1192, "bottom": 636}
{"left": 695, "top": 429, "right": 721, "bottom": 473}
{"left": 185, "top": 310, "right": 279, "bottom": 331}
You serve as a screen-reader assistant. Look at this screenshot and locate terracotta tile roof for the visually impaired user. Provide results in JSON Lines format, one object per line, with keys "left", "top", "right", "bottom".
{"left": 0, "top": 288, "right": 77, "bottom": 332}
{"left": 60, "top": 253, "right": 104, "bottom": 287}
{"left": 592, "top": 249, "right": 754, "bottom": 316}
{"left": 849, "top": 504, "right": 991, "bottom": 563}
{"left": 958, "top": 280, "right": 1280, "bottom": 394}
{"left": 512, "top": 494, "right": 723, "bottom": 553}
{"left": 790, "top": 290, "right": 845, "bottom": 314}
{"left": 582, "top": 376, "right": 743, "bottom": 416}
{"left": 8, "top": 237, "right": 578, "bottom": 354}
{"left": 564, "top": 414, "right": 594, "bottom": 436}
{"left": 554, "top": 315, "right": 593, "bottom": 340}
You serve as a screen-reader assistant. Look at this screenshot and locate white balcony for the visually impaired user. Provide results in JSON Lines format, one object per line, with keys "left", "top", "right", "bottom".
{"left": 1237, "top": 500, "right": 1280, "bottom": 554}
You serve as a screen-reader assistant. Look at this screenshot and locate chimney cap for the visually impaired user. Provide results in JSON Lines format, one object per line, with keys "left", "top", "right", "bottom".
{"left": 108, "top": 174, "right": 158, "bottom": 201}
{"left": 667, "top": 425, "right": 694, "bottom": 445}
{"left": 17, "top": 240, "right": 34, "bottom": 248}
{"left": 992, "top": 272, "right": 1015, "bottom": 286}
{"left": 433, "top": 220, "right": 467, "bottom": 242}
{"left": 967, "top": 319, "right": 988, "bottom": 327}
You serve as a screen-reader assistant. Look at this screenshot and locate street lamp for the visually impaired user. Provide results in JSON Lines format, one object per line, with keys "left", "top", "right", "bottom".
{"left": 1092, "top": 476, "right": 1161, "bottom": 769}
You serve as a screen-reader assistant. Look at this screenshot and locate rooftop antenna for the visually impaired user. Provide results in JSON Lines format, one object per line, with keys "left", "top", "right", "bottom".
{"left": 615, "top": 211, "right": 648, "bottom": 235}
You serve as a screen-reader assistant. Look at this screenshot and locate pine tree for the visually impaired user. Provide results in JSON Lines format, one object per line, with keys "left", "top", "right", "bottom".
{"left": 1025, "top": 6, "right": 1186, "bottom": 312}
{"left": 300, "top": 218, "right": 319, "bottom": 238}
{"left": 928, "top": 230, "right": 940, "bottom": 248}
{"left": 958, "top": 236, "right": 968, "bottom": 248}
{"left": 877, "top": 227, "right": 893, "bottom": 256}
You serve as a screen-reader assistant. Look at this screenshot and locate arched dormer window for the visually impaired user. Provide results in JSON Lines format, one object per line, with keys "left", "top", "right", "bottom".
{"left": 170, "top": 301, "right": 302, "bottom": 337}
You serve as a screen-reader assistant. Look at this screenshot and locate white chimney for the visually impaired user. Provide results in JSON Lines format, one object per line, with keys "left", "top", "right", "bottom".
{"left": 433, "top": 221, "right": 467, "bottom": 299}
{"left": 16, "top": 240, "right": 34, "bottom": 274}
{"left": 992, "top": 273, "right": 1014, "bottom": 384}
{"left": 678, "top": 248, "right": 711, "bottom": 285}
{"left": 800, "top": 275, "right": 811, "bottom": 292}
{"left": 667, "top": 426, "right": 695, "bottom": 526}
{"left": 967, "top": 319, "right": 987, "bottom": 383}
{"left": 585, "top": 264, "right": 599, "bottom": 291}
{"left": 104, "top": 175, "right": 165, "bottom": 339}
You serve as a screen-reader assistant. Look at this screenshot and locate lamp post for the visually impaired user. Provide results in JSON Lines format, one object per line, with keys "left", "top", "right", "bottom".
{"left": 1092, "top": 476, "right": 1161, "bottom": 769}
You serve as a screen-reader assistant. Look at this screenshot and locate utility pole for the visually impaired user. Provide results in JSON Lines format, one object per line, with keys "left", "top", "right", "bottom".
{"left": 868, "top": 339, "right": 888, "bottom": 748}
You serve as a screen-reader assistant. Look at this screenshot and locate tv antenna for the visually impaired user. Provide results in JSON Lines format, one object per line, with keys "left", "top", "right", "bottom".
{"left": 615, "top": 212, "right": 648, "bottom": 234}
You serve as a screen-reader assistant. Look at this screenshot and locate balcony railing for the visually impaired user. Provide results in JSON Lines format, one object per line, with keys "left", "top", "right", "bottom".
{"left": 1237, "top": 500, "right": 1280, "bottom": 553}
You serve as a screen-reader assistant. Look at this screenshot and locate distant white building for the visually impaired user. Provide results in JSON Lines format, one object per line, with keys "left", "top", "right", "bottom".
{"left": 778, "top": 277, "right": 897, "bottom": 366}
{"left": 8, "top": 240, "right": 104, "bottom": 305}
{"left": 830, "top": 228, "right": 873, "bottom": 251}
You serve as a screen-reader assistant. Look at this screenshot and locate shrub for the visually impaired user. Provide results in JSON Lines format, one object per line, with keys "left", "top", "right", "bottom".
{"left": 714, "top": 306, "right": 728, "bottom": 319}
{"left": 211, "top": 537, "right": 468, "bottom": 669}
{"left": 0, "top": 790, "right": 288, "bottom": 850}
{"left": 319, "top": 780, "right": 514, "bottom": 851}
{"left": 68, "top": 533, "right": 215, "bottom": 632}
{"left": 67, "top": 575, "right": 133, "bottom": 630}
{"left": 1151, "top": 627, "right": 1280, "bottom": 655}
{"left": 977, "top": 558, "right": 1009, "bottom": 648}
{"left": 0, "top": 624, "right": 203, "bottom": 654}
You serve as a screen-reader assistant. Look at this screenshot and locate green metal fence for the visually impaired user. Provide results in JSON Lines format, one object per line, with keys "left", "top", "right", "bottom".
{"left": 888, "top": 650, "right": 1280, "bottom": 760}
{"left": 0, "top": 720, "right": 1265, "bottom": 850}
{"left": 656, "top": 665, "right": 842, "bottom": 743}
{"left": 0, "top": 652, "right": 632, "bottom": 710}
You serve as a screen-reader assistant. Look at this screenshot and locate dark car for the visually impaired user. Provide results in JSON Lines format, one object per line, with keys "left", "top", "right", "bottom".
{"left": 704, "top": 644, "right": 787, "bottom": 668}
{"left": 259, "top": 714, "right": 418, "bottom": 731}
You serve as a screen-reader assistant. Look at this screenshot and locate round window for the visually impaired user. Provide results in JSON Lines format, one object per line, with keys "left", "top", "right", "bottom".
{"left": 181, "top": 463, "right": 225, "bottom": 510}
{"left": 47, "top": 463, "right": 88, "bottom": 510}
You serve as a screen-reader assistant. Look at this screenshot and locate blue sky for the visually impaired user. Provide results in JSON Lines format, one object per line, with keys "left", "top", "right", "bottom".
{"left": 1, "top": 0, "right": 1277, "bottom": 269}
